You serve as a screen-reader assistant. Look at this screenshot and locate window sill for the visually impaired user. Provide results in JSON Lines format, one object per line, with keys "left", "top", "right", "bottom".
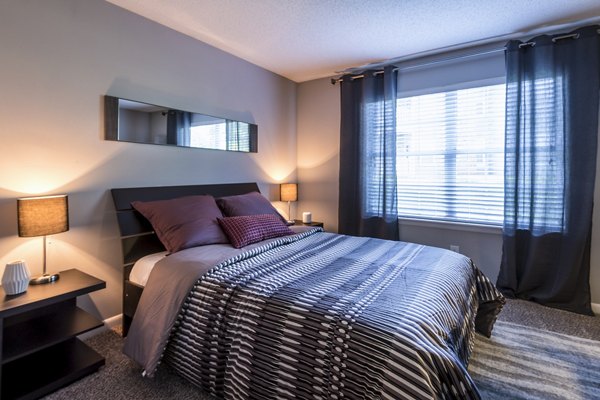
{"left": 398, "top": 217, "right": 502, "bottom": 235}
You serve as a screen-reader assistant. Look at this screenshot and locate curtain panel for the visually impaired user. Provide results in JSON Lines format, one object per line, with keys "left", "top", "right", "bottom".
{"left": 338, "top": 66, "right": 399, "bottom": 240}
{"left": 497, "top": 25, "right": 600, "bottom": 315}
{"left": 166, "top": 110, "right": 192, "bottom": 146}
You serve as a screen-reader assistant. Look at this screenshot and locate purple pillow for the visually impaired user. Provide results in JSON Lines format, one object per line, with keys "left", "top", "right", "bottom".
{"left": 131, "top": 195, "right": 228, "bottom": 253}
{"left": 218, "top": 214, "right": 294, "bottom": 249}
{"left": 217, "top": 191, "right": 287, "bottom": 224}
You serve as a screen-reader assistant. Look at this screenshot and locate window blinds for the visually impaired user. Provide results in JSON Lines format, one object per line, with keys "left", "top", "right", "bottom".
{"left": 396, "top": 84, "right": 506, "bottom": 225}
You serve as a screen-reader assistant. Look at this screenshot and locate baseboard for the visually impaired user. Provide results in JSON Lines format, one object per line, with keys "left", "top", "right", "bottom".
{"left": 592, "top": 303, "right": 600, "bottom": 316}
{"left": 79, "top": 313, "right": 123, "bottom": 340}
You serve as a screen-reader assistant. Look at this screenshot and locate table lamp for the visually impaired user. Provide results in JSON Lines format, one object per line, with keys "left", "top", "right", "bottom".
{"left": 280, "top": 183, "right": 297, "bottom": 224}
{"left": 17, "top": 194, "right": 69, "bottom": 284}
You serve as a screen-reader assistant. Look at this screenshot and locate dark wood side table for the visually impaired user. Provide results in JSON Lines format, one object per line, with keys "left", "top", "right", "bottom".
{"left": 294, "top": 220, "right": 324, "bottom": 229}
{"left": 0, "top": 268, "right": 106, "bottom": 400}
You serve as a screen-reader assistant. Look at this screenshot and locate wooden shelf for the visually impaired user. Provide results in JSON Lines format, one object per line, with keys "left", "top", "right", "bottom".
{"left": 2, "top": 338, "right": 104, "bottom": 400}
{"left": 3, "top": 307, "right": 103, "bottom": 363}
{"left": 293, "top": 219, "right": 324, "bottom": 228}
{"left": 0, "top": 269, "right": 106, "bottom": 399}
{"left": 0, "top": 269, "right": 105, "bottom": 318}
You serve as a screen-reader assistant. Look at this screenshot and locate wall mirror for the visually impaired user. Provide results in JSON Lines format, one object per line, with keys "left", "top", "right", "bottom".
{"left": 104, "top": 96, "right": 257, "bottom": 152}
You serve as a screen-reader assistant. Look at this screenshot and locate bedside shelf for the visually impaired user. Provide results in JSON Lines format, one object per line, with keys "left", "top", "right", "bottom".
{"left": 293, "top": 219, "right": 324, "bottom": 228}
{"left": 0, "top": 269, "right": 106, "bottom": 399}
{"left": 2, "top": 338, "right": 104, "bottom": 400}
{"left": 3, "top": 307, "right": 103, "bottom": 363}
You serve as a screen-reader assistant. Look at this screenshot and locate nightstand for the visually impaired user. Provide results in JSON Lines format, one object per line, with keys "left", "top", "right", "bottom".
{"left": 294, "top": 219, "right": 324, "bottom": 229}
{"left": 0, "top": 268, "right": 106, "bottom": 400}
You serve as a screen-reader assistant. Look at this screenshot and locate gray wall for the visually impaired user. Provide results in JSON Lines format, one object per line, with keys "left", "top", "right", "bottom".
{"left": 297, "top": 78, "right": 600, "bottom": 307}
{"left": 0, "top": 0, "right": 297, "bottom": 320}
{"left": 119, "top": 109, "right": 151, "bottom": 143}
{"left": 148, "top": 111, "right": 167, "bottom": 144}
{"left": 296, "top": 78, "right": 340, "bottom": 232}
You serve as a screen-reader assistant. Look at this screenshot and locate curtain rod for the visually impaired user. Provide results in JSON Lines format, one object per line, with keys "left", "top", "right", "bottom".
{"left": 331, "top": 46, "right": 506, "bottom": 85}
{"left": 331, "top": 15, "right": 600, "bottom": 84}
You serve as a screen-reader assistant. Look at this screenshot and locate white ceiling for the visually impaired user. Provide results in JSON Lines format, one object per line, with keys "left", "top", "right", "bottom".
{"left": 107, "top": 0, "right": 600, "bottom": 83}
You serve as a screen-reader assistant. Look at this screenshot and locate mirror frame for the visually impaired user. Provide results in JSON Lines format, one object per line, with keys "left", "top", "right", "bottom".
{"left": 104, "top": 95, "right": 258, "bottom": 153}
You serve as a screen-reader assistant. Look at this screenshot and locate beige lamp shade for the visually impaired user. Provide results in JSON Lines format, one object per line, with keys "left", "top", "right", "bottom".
{"left": 17, "top": 195, "right": 69, "bottom": 237}
{"left": 280, "top": 183, "right": 298, "bottom": 202}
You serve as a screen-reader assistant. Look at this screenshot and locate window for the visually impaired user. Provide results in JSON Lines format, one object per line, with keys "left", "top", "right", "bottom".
{"left": 396, "top": 83, "right": 506, "bottom": 225}
{"left": 190, "top": 120, "right": 251, "bottom": 152}
{"left": 190, "top": 120, "right": 227, "bottom": 150}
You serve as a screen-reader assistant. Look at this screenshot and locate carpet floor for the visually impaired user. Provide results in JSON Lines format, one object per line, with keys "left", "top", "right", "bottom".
{"left": 41, "top": 299, "right": 600, "bottom": 399}
{"left": 470, "top": 320, "right": 600, "bottom": 399}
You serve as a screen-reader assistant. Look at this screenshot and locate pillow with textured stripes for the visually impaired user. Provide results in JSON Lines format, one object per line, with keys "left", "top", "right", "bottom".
{"left": 131, "top": 195, "right": 228, "bottom": 253}
{"left": 216, "top": 191, "right": 288, "bottom": 224}
{"left": 218, "top": 214, "right": 294, "bottom": 249}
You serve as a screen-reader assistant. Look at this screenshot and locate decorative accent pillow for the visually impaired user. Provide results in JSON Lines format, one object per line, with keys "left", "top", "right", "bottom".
{"left": 216, "top": 191, "right": 287, "bottom": 223}
{"left": 218, "top": 214, "right": 294, "bottom": 249}
{"left": 131, "top": 195, "right": 228, "bottom": 253}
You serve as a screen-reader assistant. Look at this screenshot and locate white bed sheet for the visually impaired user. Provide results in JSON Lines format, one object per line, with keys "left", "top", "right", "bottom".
{"left": 130, "top": 251, "right": 168, "bottom": 286}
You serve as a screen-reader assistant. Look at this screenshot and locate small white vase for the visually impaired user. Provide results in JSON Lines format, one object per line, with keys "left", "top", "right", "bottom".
{"left": 302, "top": 211, "right": 312, "bottom": 223}
{"left": 2, "top": 260, "right": 31, "bottom": 295}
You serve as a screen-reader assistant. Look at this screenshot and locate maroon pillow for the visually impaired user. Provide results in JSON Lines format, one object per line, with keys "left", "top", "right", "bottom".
{"left": 216, "top": 192, "right": 287, "bottom": 224}
{"left": 131, "top": 195, "right": 228, "bottom": 253}
{"left": 218, "top": 214, "right": 294, "bottom": 249}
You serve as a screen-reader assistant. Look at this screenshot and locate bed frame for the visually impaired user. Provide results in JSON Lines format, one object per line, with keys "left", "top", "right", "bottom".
{"left": 111, "top": 182, "right": 260, "bottom": 336}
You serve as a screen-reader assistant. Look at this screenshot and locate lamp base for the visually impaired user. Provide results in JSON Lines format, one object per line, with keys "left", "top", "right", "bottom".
{"left": 30, "top": 273, "right": 60, "bottom": 285}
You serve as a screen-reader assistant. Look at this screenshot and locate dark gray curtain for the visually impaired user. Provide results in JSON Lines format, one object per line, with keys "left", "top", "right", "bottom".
{"left": 166, "top": 110, "right": 191, "bottom": 146}
{"left": 338, "top": 66, "right": 399, "bottom": 240}
{"left": 226, "top": 120, "right": 249, "bottom": 151}
{"left": 497, "top": 26, "right": 600, "bottom": 315}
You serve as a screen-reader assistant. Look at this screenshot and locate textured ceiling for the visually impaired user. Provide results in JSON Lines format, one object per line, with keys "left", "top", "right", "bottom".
{"left": 106, "top": 0, "right": 600, "bottom": 82}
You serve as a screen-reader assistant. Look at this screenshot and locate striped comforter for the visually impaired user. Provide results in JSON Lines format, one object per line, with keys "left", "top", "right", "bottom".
{"left": 155, "top": 230, "right": 503, "bottom": 399}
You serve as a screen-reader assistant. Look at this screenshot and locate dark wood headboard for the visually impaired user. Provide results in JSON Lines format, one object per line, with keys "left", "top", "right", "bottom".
{"left": 111, "top": 182, "right": 260, "bottom": 278}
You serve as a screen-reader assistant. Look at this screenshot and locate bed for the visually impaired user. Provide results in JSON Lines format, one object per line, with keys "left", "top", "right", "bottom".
{"left": 111, "top": 182, "right": 504, "bottom": 400}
